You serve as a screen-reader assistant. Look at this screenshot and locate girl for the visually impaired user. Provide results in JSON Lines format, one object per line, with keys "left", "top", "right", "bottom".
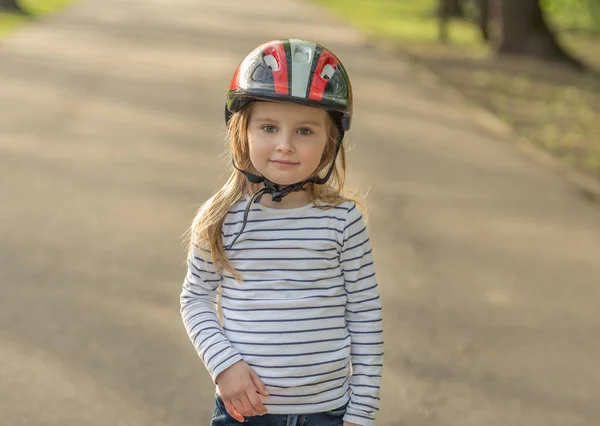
{"left": 180, "top": 39, "right": 383, "bottom": 426}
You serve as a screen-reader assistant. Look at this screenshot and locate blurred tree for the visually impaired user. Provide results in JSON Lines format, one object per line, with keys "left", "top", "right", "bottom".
{"left": 0, "top": 0, "right": 27, "bottom": 14}
{"left": 435, "top": 0, "right": 587, "bottom": 68}
{"left": 438, "top": 0, "right": 490, "bottom": 42}
{"left": 478, "top": 0, "right": 490, "bottom": 41}
{"left": 438, "top": 0, "right": 466, "bottom": 17}
{"left": 495, "top": 0, "right": 586, "bottom": 69}
{"left": 438, "top": 0, "right": 453, "bottom": 43}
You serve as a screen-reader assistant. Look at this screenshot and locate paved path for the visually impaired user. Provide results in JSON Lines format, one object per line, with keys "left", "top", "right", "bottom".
{"left": 1, "top": 0, "right": 599, "bottom": 425}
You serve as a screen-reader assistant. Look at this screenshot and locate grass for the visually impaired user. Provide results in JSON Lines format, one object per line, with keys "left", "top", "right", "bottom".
{"left": 313, "top": 0, "right": 600, "bottom": 180}
{"left": 0, "top": 0, "right": 73, "bottom": 38}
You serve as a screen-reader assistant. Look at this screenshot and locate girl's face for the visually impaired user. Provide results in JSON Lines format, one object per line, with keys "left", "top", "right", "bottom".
{"left": 247, "top": 101, "right": 330, "bottom": 186}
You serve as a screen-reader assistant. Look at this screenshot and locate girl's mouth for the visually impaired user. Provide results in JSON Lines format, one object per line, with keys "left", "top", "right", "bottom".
{"left": 270, "top": 160, "right": 299, "bottom": 166}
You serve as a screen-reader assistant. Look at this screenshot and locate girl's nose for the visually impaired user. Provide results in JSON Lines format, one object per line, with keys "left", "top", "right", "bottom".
{"left": 275, "top": 132, "right": 295, "bottom": 152}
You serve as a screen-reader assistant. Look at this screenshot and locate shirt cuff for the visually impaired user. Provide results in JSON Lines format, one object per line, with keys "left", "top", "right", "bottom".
{"left": 210, "top": 353, "right": 244, "bottom": 384}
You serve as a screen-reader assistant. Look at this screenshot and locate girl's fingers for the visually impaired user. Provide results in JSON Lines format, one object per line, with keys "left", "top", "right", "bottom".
{"left": 224, "top": 398, "right": 245, "bottom": 423}
{"left": 239, "top": 393, "right": 261, "bottom": 416}
{"left": 246, "top": 389, "right": 268, "bottom": 415}
{"left": 235, "top": 396, "right": 254, "bottom": 417}
{"left": 250, "top": 369, "right": 269, "bottom": 397}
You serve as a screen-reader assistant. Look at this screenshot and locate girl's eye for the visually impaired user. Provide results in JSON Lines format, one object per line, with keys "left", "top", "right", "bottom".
{"left": 262, "top": 125, "right": 277, "bottom": 133}
{"left": 297, "top": 128, "right": 313, "bottom": 136}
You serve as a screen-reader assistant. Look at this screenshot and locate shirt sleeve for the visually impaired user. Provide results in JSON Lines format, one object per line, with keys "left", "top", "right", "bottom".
{"left": 339, "top": 203, "right": 384, "bottom": 426}
{"left": 180, "top": 245, "right": 243, "bottom": 383}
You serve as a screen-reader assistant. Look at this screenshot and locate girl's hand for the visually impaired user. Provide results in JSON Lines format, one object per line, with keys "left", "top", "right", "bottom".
{"left": 215, "top": 360, "right": 269, "bottom": 421}
{"left": 343, "top": 423, "right": 361, "bottom": 426}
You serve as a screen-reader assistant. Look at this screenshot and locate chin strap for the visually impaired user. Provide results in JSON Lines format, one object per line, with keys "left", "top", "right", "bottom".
{"left": 226, "top": 124, "right": 344, "bottom": 249}
{"left": 225, "top": 165, "right": 310, "bottom": 250}
{"left": 232, "top": 163, "right": 313, "bottom": 203}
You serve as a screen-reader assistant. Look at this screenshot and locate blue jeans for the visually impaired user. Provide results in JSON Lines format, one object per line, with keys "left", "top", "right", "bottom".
{"left": 211, "top": 395, "right": 348, "bottom": 426}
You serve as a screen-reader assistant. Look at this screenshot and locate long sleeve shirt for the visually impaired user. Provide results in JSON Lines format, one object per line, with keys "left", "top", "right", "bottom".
{"left": 180, "top": 199, "right": 384, "bottom": 426}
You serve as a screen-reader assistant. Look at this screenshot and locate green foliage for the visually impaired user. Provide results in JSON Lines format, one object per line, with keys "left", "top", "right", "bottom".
{"left": 0, "top": 12, "right": 24, "bottom": 37}
{"left": 22, "top": 0, "right": 73, "bottom": 14}
{"left": 541, "top": 0, "right": 600, "bottom": 33}
{"left": 314, "top": 0, "right": 483, "bottom": 47}
{"left": 0, "top": 0, "right": 73, "bottom": 38}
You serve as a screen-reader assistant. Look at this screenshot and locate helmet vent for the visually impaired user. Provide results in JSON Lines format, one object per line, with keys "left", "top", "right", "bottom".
{"left": 294, "top": 51, "right": 309, "bottom": 63}
{"left": 293, "top": 45, "right": 312, "bottom": 64}
{"left": 320, "top": 64, "right": 336, "bottom": 80}
{"left": 263, "top": 54, "right": 279, "bottom": 71}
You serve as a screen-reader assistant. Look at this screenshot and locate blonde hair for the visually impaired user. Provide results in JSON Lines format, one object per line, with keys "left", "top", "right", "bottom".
{"left": 188, "top": 101, "right": 364, "bottom": 280}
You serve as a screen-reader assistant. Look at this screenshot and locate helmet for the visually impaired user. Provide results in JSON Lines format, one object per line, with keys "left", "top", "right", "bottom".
{"left": 225, "top": 39, "right": 352, "bottom": 131}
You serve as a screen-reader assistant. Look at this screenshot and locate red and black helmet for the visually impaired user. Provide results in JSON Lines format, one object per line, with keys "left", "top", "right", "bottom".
{"left": 225, "top": 39, "right": 353, "bottom": 131}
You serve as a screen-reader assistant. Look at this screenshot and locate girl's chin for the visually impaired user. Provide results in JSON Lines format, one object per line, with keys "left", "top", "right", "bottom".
{"left": 260, "top": 172, "right": 307, "bottom": 186}
{"left": 265, "top": 179, "right": 298, "bottom": 187}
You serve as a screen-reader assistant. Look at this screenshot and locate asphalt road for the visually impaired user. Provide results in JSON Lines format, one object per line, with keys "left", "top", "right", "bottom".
{"left": 1, "top": 0, "right": 599, "bottom": 425}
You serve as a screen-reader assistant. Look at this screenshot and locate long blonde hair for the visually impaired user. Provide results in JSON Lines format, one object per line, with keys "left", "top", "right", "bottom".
{"left": 188, "top": 101, "right": 364, "bottom": 279}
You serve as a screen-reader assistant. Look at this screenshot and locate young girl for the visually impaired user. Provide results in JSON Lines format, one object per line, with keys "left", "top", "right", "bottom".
{"left": 180, "top": 39, "right": 383, "bottom": 426}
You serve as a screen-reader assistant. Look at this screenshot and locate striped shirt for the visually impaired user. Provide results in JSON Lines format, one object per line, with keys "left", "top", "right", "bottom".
{"left": 180, "top": 199, "right": 383, "bottom": 426}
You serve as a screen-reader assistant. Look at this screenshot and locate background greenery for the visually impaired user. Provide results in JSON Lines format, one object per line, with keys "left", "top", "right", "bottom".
{"left": 0, "top": 0, "right": 73, "bottom": 38}
{"left": 314, "top": 0, "right": 600, "bottom": 177}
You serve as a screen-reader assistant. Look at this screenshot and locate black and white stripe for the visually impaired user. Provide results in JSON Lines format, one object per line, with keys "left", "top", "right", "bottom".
{"left": 180, "top": 200, "right": 383, "bottom": 425}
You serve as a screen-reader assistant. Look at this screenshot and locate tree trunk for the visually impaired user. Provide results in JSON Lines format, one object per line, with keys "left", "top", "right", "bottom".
{"left": 496, "top": 0, "right": 585, "bottom": 70}
{"left": 478, "top": 0, "right": 490, "bottom": 42}
{"left": 438, "top": 0, "right": 466, "bottom": 43}
{"left": 438, "top": 0, "right": 450, "bottom": 43}
{"left": 0, "top": 0, "right": 27, "bottom": 14}
{"left": 437, "top": 0, "right": 465, "bottom": 17}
